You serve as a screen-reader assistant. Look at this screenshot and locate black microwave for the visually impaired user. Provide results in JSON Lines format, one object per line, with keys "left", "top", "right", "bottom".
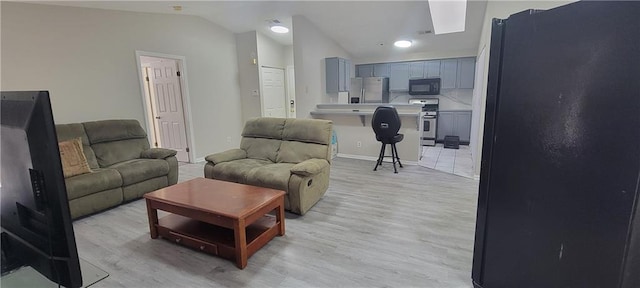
{"left": 409, "top": 78, "right": 441, "bottom": 95}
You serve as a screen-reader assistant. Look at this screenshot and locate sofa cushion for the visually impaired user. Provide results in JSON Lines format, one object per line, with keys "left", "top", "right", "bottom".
{"left": 109, "top": 159, "right": 169, "bottom": 186}
{"left": 56, "top": 123, "right": 99, "bottom": 169}
{"left": 242, "top": 117, "right": 285, "bottom": 139}
{"left": 83, "top": 119, "right": 148, "bottom": 144}
{"left": 240, "top": 138, "right": 281, "bottom": 162}
{"left": 58, "top": 138, "right": 92, "bottom": 178}
{"left": 91, "top": 139, "right": 151, "bottom": 167}
{"left": 277, "top": 141, "right": 330, "bottom": 164}
{"left": 211, "top": 158, "right": 273, "bottom": 184}
{"left": 83, "top": 120, "right": 151, "bottom": 167}
{"left": 245, "top": 163, "right": 295, "bottom": 192}
{"left": 282, "top": 119, "right": 332, "bottom": 145}
{"left": 65, "top": 168, "right": 122, "bottom": 200}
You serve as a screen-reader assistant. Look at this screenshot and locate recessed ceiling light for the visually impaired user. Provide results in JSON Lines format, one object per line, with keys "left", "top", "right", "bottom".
{"left": 394, "top": 40, "right": 412, "bottom": 48}
{"left": 270, "top": 25, "right": 289, "bottom": 34}
{"left": 428, "top": 0, "right": 467, "bottom": 34}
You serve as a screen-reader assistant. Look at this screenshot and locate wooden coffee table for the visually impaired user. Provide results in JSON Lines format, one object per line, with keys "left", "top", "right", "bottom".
{"left": 143, "top": 177, "right": 285, "bottom": 269}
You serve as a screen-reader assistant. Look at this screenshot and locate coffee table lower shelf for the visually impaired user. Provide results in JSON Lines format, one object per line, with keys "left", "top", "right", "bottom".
{"left": 156, "top": 214, "right": 278, "bottom": 262}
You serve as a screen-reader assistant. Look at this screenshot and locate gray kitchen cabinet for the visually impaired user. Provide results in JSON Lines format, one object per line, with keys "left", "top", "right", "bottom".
{"left": 437, "top": 112, "right": 455, "bottom": 141}
{"left": 389, "top": 63, "right": 410, "bottom": 91}
{"left": 409, "top": 61, "right": 424, "bottom": 79}
{"left": 440, "top": 59, "right": 458, "bottom": 89}
{"left": 455, "top": 111, "right": 472, "bottom": 142}
{"left": 424, "top": 60, "right": 441, "bottom": 78}
{"left": 373, "top": 63, "right": 390, "bottom": 77}
{"left": 356, "top": 64, "right": 374, "bottom": 77}
{"left": 326, "top": 57, "right": 351, "bottom": 93}
{"left": 437, "top": 110, "right": 472, "bottom": 143}
{"left": 457, "top": 57, "right": 476, "bottom": 89}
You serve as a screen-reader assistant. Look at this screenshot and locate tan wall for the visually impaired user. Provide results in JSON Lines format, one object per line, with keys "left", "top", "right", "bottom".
{"left": 1, "top": 2, "right": 244, "bottom": 161}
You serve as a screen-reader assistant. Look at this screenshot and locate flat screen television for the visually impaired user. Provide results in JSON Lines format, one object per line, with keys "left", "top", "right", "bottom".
{"left": 1, "top": 91, "right": 82, "bottom": 287}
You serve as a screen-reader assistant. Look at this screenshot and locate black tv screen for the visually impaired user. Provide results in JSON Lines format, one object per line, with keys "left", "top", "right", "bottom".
{"left": 1, "top": 91, "right": 82, "bottom": 288}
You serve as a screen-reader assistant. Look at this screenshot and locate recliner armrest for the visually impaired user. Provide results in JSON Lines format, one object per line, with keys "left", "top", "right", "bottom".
{"left": 291, "top": 159, "right": 329, "bottom": 177}
{"left": 140, "top": 148, "right": 177, "bottom": 159}
{"left": 205, "top": 149, "right": 247, "bottom": 164}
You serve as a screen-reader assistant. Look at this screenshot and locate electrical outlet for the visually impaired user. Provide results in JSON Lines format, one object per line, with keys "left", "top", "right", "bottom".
{"left": 356, "top": 141, "right": 362, "bottom": 148}
{"left": 226, "top": 136, "right": 232, "bottom": 143}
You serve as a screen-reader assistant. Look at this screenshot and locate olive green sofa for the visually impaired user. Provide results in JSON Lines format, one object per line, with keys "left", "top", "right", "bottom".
{"left": 56, "top": 119, "right": 178, "bottom": 219}
{"left": 204, "top": 117, "right": 333, "bottom": 215}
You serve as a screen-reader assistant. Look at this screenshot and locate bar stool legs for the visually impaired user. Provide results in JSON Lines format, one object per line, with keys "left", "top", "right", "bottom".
{"left": 373, "top": 143, "right": 402, "bottom": 173}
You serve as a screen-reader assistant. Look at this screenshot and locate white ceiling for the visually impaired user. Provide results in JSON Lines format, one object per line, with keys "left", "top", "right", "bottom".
{"left": 36, "top": 1, "right": 488, "bottom": 60}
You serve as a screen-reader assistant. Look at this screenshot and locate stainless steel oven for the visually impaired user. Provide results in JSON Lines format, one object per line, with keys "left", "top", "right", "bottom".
{"left": 422, "top": 114, "right": 437, "bottom": 146}
{"left": 409, "top": 98, "right": 439, "bottom": 146}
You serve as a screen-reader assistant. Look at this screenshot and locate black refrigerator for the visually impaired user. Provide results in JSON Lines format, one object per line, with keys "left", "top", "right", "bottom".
{"left": 472, "top": 2, "right": 640, "bottom": 288}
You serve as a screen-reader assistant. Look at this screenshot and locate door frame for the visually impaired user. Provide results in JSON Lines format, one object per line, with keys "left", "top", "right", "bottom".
{"left": 286, "top": 65, "right": 296, "bottom": 118}
{"left": 135, "top": 50, "right": 196, "bottom": 163}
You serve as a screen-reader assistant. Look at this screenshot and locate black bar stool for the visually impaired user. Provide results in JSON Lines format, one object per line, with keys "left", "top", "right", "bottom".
{"left": 371, "top": 106, "right": 403, "bottom": 173}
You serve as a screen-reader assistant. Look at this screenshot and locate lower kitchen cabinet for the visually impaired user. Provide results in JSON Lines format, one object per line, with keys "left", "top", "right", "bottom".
{"left": 437, "top": 111, "right": 472, "bottom": 143}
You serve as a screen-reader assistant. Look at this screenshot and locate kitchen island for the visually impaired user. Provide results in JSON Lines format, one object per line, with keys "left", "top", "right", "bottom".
{"left": 311, "top": 104, "right": 423, "bottom": 162}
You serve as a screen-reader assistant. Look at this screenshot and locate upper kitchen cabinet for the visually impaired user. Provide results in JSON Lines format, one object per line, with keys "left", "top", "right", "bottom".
{"left": 326, "top": 57, "right": 351, "bottom": 93}
{"left": 457, "top": 57, "right": 476, "bottom": 89}
{"left": 440, "top": 59, "right": 458, "bottom": 89}
{"left": 389, "top": 63, "right": 410, "bottom": 91}
{"left": 356, "top": 64, "right": 374, "bottom": 77}
{"left": 424, "top": 60, "right": 441, "bottom": 78}
{"left": 409, "top": 61, "right": 424, "bottom": 79}
{"left": 373, "top": 63, "right": 390, "bottom": 77}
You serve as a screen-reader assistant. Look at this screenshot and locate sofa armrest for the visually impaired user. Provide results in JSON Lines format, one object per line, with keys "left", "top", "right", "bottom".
{"left": 205, "top": 149, "right": 247, "bottom": 164}
{"left": 140, "top": 148, "right": 177, "bottom": 159}
{"left": 291, "top": 159, "right": 330, "bottom": 177}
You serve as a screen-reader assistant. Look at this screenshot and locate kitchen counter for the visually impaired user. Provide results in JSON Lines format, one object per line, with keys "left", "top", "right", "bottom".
{"left": 312, "top": 104, "right": 423, "bottom": 127}
{"left": 311, "top": 104, "right": 423, "bottom": 162}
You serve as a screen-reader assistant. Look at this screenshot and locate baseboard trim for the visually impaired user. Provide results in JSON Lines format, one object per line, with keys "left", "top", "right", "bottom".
{"left": 194, "top": 157, "right": 205, "bottom": 163}
{"left": 336, "top": 153, "right": 418, "bottom": 166}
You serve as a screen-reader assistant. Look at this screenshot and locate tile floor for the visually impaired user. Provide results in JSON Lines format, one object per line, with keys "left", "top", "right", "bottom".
{"left": 418, "top": 143, "right": 475, "bottom": 179}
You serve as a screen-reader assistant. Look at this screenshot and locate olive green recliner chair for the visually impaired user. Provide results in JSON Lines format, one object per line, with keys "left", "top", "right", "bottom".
{"left": 204, "top": 117, "right": 333, "bottom": 215}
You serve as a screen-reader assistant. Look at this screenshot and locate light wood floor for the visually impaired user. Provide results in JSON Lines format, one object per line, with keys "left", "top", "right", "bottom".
{"left": 73, "top": 157, "right": 479, "bottom": 287}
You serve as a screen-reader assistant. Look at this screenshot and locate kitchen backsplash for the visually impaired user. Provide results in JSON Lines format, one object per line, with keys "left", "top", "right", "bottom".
{"left": 389, "top": 88, "right": 473, "bottom": 110}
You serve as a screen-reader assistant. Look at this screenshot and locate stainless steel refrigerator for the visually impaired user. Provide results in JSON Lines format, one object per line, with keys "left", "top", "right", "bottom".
{"left": 349, "top": 77, "right": 389, "bottom": 103}
{"left": 472, "top": 2, "right": 640, "bottom": 288}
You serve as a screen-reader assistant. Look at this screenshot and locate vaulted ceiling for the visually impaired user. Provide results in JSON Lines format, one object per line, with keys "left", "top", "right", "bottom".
{"left": 37, "top": 1, "right": 488, "bottom": 59}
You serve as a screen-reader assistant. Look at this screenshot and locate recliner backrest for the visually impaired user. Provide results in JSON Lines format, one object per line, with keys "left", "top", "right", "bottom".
{"left": 83, "top": 119, "right": 150, "bottom": 167}
{"left": 372, "top": 106, "right": 401, "bottom": 139}
{"left": 239, "top": 117, "right": 333, "bottom": 164}
{"left": 55, "top": 123, "right": 100, "bottom": 169}
{"left": 277, "top": 118, "right": 333, "bottom": 164}
{"left": 240, "top": 118, "right": 286, "bottom": 162}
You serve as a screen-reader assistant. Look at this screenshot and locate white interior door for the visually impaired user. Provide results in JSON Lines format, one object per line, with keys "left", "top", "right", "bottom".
{"left": 261, "top": 67, "right": 286, "bottom": 118}
{"left": 148, "top": 60, "right": 190, "bottom": 162}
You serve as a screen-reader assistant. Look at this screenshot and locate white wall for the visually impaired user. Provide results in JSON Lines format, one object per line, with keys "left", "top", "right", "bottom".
{"left": 284, "top": 46, "right": 294, "bottom": 67}
{"left": 292, "top": 15, "right": 353, "bottom": 118}
{"left": 471, "top": 0, "right": 577, "bottom": 177}
{"left": 256, "top": 32, "right": 286, "bottom": 69}
{"left": 235, "top": 31, "right": 261, "bottom": 124}
{"left": 1, "top": 2, "right": 244, "bottom": 161}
